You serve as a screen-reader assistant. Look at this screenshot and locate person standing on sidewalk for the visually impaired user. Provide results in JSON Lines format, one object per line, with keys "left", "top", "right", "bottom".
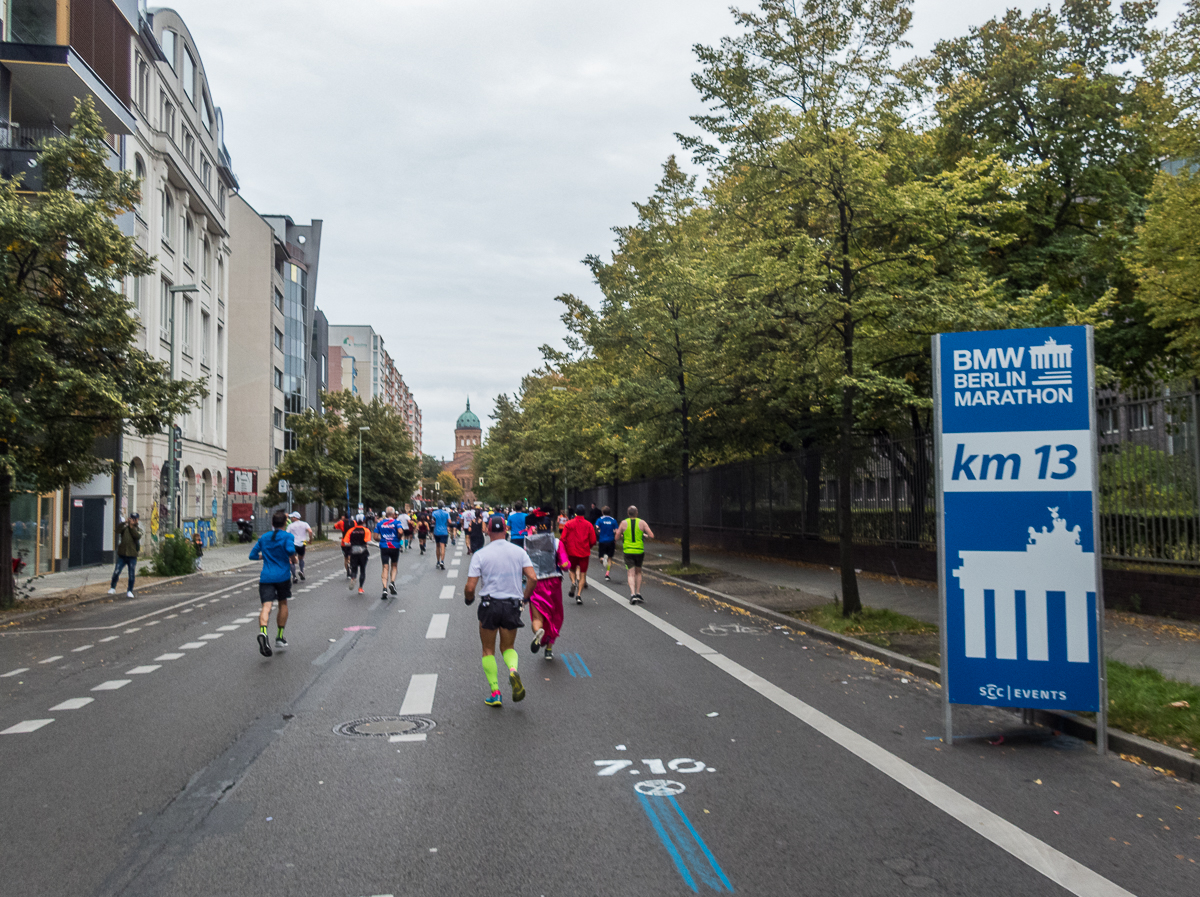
{"left": 249, "top": 509, "right": 296, "bottom": 656}
{"left": 615, "top": 505, "right": 654, "bottom": 604}
{"left": 286, "top": 511, "right": 314, "bottom": 583}
{"left": 465, "top": 515, "right": 536, "bottom": 707}
{"left": 525, "top": 507, "right": 568, "bottom": 660}
{"left": 594, "top": 506, "right": 618, "bottom": 582}
{"left": 108, "top": 512, "right": 141, "bottom": 598}
{"left": 342, "top": 514, "right": 373, "bottom": 594}
{"left": 561, "top": 503, "right": 597, "bottom": 604}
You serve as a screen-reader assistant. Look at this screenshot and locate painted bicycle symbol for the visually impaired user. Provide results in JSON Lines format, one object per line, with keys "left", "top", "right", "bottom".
{"left": 635, "top": 779, "right": 686, "bottom": 796}
{"left": 699, "top": 622, "right": 767, "bottom": 637}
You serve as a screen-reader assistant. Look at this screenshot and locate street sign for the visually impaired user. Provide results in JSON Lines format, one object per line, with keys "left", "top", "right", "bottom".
{"left": 933, "top": 325, "right": 1105, "bottom": 751}
{"left": 278, "top": 480, "right": 289, "bottom": 494}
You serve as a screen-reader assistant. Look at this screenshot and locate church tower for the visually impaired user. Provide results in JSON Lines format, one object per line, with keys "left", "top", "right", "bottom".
{"left": 443, "top": 399, "right": 482, "bottom": 502}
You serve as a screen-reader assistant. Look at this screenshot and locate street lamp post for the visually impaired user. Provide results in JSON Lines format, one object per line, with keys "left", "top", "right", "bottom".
{"left": 357, "top": 426, "right": 370, "bottom": 511}
{"left": 166, "top": 284, "right": 198, "bottom": 531}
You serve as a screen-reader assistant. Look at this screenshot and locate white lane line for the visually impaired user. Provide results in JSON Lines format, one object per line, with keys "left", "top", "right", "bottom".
{"left": 590, "top": 580, "right": 1135, "bottom": 897}
{"left": 450, "top": 559, "right": 461, "bottom": 566}
{"left": 179, "top": 642, "right": 206, "bottom": 650}
{"left": 2, "top": 668, "right": 29, "bottom": 677}
{"left": 199, "top": 633, "right": 223, "bottom": 640}
{"left": 124, "top": 628, "right": 142, "bottom": 633}
{"left": 389, "top": 733, "right": 427, "bottom": 743}
{"left": 91, "top": 680, "right": 131, "bottom": 691}
{"left": 154, "top": 653, "right": 185, "bottom": 661}
{"left": 217, "top": 625, "right": 240, "bottom": 631}
{"left": 165, "top": 614, "right": 179, "bottom": 619}
{"left": 439, "top": 586, "right": 455, "bottom": 600}
{"left": 72, "top": 645, "right": 93, "bottom": 652}
{"left": 399, "top": 674, "right": 438, "bottom": 716}
{"left": 425, "top": 614, "right": 450, "bottom": 639}
{"left": 50, "top": 698, "right": 94, "bottom": 710}
{"left": 144, "top": 620, "right": 161, "bottom": 626}
{"left": 181, "top": 610, "right": 193, "bottom": 614}
{"left": 99, "top": 636, "right": 119, "bottom": 642}
{"left": 445, "top": 569, "right": 459, "bottom": 579}
{"left": 127, "top": 665, "right": 162, "bottom": 674}
{"left": 38, "top": 656, "right": 63, "bottom": 664}
{"left": 1, "top": 719, "right": 54, "bottom": 734}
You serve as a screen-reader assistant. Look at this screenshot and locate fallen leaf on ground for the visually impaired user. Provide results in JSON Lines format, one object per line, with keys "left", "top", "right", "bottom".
{"left": 1168, "top": 700, "right": 1190, "bottom": 709}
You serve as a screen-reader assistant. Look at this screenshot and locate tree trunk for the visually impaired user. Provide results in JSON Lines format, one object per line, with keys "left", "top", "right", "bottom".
{"left": 0, "top": 470, "right": 13, "bottom": 608}
{"left": 838, "top": 207, "right": 862, "bottom": 616}
{"left": 679, "top": 364, "right": 691, "bottom": 568}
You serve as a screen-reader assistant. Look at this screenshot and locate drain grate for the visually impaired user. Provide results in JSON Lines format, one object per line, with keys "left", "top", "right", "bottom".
{"left": 333, "top": 715, "right": 436, "bottom": 738}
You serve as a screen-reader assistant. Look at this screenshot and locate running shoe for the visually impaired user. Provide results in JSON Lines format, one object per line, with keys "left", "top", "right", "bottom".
{"left": 299, "top": 571, "right": 306, "bottom": 581}
{"left": 605, "top": 572, "right": 610, "bottom": 581}
{"left": 576, "top": 595, "right": 583, "bottom": 605}
{"left": 275, "top": 636, "right": 288, "bottom": 650}
{"left": 568, "top": 584, "right": 575, "bottom": 598}
{"left": 381, "top": 590, "right": 388, "bottom": 600}
{"left": 292, "top": 575, "right": 299, "bottom": 584}
{"left": 484, "top": 690, "right": 502, "bottom": 707}
{"left": 358, "top": 587, "right": 364, "bottom": 594}
{"left": 126, "top": 591, "right": 134, "bottom": 598}
{"left": 544, "top": 646, "right": 553, "bottom": 660}
{"left": 347, "top": 575, "right": 355, "bottom": 592}
{"left": 107, "top": 588, "right": 116, "bottom": 595}
{"left": 630, "top": 595, "right": 637, "bottom": 605}
{"left": 510, "top": 670, "right": 526, "bottom": 702}
{"left": 530, "top": 628, "right": 544, "bottom": 654}
{"left": 257, "top": 633, "right": 272, "bottom": 657}
{"left": 389, "top": 582, "right": 397, "bottom": 595}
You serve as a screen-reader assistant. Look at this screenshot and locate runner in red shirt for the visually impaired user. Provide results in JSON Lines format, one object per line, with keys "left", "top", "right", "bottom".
{"left": 560, "top": 504, "right": 598, "bottom": 604}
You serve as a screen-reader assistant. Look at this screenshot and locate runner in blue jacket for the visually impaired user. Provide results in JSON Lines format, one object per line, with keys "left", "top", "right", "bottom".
{"left": 250, "top": 509, "right": 296, "bottom": 657}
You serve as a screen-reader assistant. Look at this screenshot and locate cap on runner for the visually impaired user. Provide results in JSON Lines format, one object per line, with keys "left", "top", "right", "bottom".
{"left": 488, "top": 515, "right": 506, "bottom": 533}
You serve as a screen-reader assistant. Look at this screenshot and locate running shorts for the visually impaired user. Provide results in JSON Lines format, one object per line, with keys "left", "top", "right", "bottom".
{"left": 597, "top": 541, "right": 616, "bottom": 558}
{"left": 380, "top": 547, "right": 400, "bottom": 563}
{"left": 477, "top": 597, "right": 525, "bottom": 631}
{"left": 341, "top": 544, "right": 351, "bottom": 558}
{"left": 434, "top": 534, "right": 449, "bottom": 545}
{"left": 510, "top": 537, "right": 525, "bottom": 549}
{"left": 568, "top": 555, "right": 590, "bottom": 573}
{"left": 259, "top": 580, "right": 292, "bottom": 603}
{"left": 623, "top": 552, "right": 645, "bottom": 569}
{"left": 295, "top": 544, "right": 306, "bottom": 558}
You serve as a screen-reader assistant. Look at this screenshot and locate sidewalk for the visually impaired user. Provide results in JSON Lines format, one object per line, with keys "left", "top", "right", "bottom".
{"left": 642, "top": 540, "right": 1200, "bottom": 687}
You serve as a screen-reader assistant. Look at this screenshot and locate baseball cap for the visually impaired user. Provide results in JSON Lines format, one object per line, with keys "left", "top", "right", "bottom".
{"left": 289, "top": 511, "right": 301, "bottom": 519}
{"left": 488, "top": 515, "right": 507, "bottom": 533}
{"left": 129, "top": 511, "right": 139, "bottom": 519}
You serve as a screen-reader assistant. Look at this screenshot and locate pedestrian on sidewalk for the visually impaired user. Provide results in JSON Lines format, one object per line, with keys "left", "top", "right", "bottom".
{"left": 249, "top": 509, "right": 296, "bottom": 657}
{"left": 561, "top": 503, "right": 597, "bottom": 604}
{"left": 191, "top": 531, "right": 205, "bottom": 570}
{"left": 108, "top": 513, "right": 141, "bottom": 598}
{"left": 342, "top": 514, "right": 373, "bottom": 594}
{"left": 286, "top": 511, "right": 314, "bottom": 582}
{"left": 595, "top": 506, "right": 618, "bottom": 582}
{"left": 616, "top": 505, "right": 654, "bottom": 604}
{"left": 464, "top": 514, "right": 536, "bottom": 707}
{"left": 525, "top": 507, "right": 568, "bottom": 660}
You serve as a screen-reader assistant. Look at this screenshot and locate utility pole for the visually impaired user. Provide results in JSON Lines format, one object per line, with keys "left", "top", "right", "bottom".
{"left": 357, "top": 426, "right": 370, "bottom": 511}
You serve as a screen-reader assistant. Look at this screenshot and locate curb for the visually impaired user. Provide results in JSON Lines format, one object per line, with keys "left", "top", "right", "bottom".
{"left": 644, "top": 567, "right": 1200, "bottom": 782}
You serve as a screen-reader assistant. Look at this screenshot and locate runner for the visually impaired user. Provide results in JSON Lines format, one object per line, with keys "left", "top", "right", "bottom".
{"left": 464, "top": 514, "right": 536, "bottom": 706}
{"left": 431, "top": 500, "right": 451, "bottom": 569}
{"left": 397, "top": 507, "right": 412, "bottom": 552}
{"left": 375, "top": 506, "right": 403, "bottom": 600}
{"left": 525, "top": 507, "right": 568, "bottom": 660}
{"left": 615, "top": 505, "right": 655, "bottom": 604}
{"left": 286, "top": 511, "right": 314, "bottom": 583}
{"left": 507, "top": 501, "right": 528, "bottom": 549}
{"left": 449, "top": 506, "right": 461, "bottom": 546}
{"left": 342, "top": 513, "right": 373, "bottom": 594}
{"left": 595, "top": 505, "right": 618, "bottom": 582}
{"left": 417, "top": 512, "right": 430, "bottom": 555}
{"left": 334, "top": 512, "right": 352, "bottom": 577}
{"left": 460, "top": 505, "right": 476, "bottom": 551}
{"left": 556, "top": 507, "right": 569, "bottom": 536}
{"left": 560, "top": 503, "right": 597, "bottom": 604}
{"left": 249, "top": 509, "right": 296, "bottom": 656}
{"left": 467, "top": 506, "right": 486, "bottom": 555}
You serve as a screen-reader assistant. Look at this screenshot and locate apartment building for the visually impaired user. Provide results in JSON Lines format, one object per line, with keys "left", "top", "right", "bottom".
{"left": 327, "top": 325, "right": 422, "bottom": 452}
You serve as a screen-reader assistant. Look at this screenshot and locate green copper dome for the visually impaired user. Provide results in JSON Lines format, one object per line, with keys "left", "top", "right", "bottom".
{"left": 456, "top": 399, "right": 480, "bottom": 430}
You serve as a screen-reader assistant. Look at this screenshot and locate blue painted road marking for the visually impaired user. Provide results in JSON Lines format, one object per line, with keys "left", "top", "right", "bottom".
{"left": 561, "top": 653, "right": 577, "bottom": 677}
{"left": 560, "top": 653, "right": 592, "bottom": 678}
{"left": 573, "top": 653, "right": 593, "bottom": 677}
{"left": 636, "top": 792, "right": 733, "bottom": 893}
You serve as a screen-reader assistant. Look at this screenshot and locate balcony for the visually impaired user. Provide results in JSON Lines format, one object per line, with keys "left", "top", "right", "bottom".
{"left": 0, "top": 43, "right": 135, "bottom": 136}
{"left": 0, "top": 122, "right": 123, "bottom": 193}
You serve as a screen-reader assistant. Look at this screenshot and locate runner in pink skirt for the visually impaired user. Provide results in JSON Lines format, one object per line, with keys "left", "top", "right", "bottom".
{"left": 524, "top": 507, "right": 567, "bottom": 661}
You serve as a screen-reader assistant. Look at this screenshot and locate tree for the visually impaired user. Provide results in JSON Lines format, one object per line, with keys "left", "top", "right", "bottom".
{"left": 420, "top": 453, "right": 444, "bottom": 480}
{"left": 0, "top": 99, "right": 202, "bottom": 607}
{"left": 435, "top": 470, "right": 464, "bottom": 502}
{"left": 684, "top": 0, "right": 1014, "bottom": 612}
{"left": 322, "top": 391, "right": 418, "bottom": 511}
{"left": 262, "top": 405, "right": 352, "bottom": 538}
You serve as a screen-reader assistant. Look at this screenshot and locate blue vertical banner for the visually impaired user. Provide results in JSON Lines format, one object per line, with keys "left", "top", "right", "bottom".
{"left": 933, "top": 326, "right": 1104, "bottom": 729}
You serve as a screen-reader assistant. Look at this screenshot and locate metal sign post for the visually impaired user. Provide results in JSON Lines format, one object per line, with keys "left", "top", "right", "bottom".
{"left": 933, "top": 325, "right": 1106, "bottom": 754}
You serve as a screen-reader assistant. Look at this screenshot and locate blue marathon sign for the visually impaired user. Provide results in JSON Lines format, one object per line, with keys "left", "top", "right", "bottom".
{"left": 933, "top": 326, "right": 1104, "bottom": 723}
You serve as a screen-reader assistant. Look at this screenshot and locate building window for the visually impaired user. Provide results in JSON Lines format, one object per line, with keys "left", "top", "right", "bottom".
{"left": 274, "top": 288, "right": 283, "bottom": 311}
{"left": 160, "top": 278, "right": 171, "bottom": 339}
{"left": 201, "top": 158, "right": 212, "bottom": 192}
{"left": 202, "top": 235, "right": 212, "bottom": 283}
{"left": 181, "top": 297, "right": 193, "bottom": 354}
{"left": 184, "top": 215, "right": 195, "bottom": 264}
{"left": 218, "top": 185, "right": 226, "bottom": 214}
{"left": 274, "top": 449, "right": 283, "bottom": 466}
{"left": 136, "top": 57, "right": 150, "bottom": 112}
{"left": 274, "top": 328, "right": 283, "bottom": 350}
{"left": 273, "top": 409, "right": 283, "bottom": 429}
{"left": 162, "top": 190, "right": 173, "bottom": 244}
{"left": 201, "top": 312, "right": 211, "bottom": 367}
{"left": 134, "top": 156, "right": 146, "bottom": 216}
{"left": 161, "top": 29, "right": 177, "bottom": 70}
{"left": 216, "top": 396, "right": 223, "bottom": 444}
{"left": 182, "top": 47, "right": 196, "bottom": 104}
{"left": 216, "top": 324, "right": 224, "bottom": 371}
{"left": 1130, "top": 402, "right": 1154, "bottom": 432}
{"left": 217, "top": 259, "right": 224, "bottom": 303}
{"left": 274, "top": 368, "right": 283, "bottom": 390}
{"left": 129, "top": 275, "right": 141, "bottom": 314}
{"left": 160, "top": 93, "right": 175, "bottom": 138}
{"left": 183, "top": 129, "right": 195, "bottom": 168}
{"left": 1099, "top": 404, "right": 1118, "bottom": 435}
{"left": 202, "top": 97, "right": 215, "bottom": 134}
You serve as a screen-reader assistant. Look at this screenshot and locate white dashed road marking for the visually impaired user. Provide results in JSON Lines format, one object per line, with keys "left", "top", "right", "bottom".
{"left": 217, "top": 625, "right": 240, "bottom": 631}
{"left": 50, "top": 698, "right": 94, "bottom": 710}
{"left": 38, "top": 656, "right": 63, "bottom": 664}
{"left": 199, "top": 633, "right": 223, "bottom": 640}
{"left": 446, "top": 570, "right": 459, "bottom": 579}
{"left": 99, "top": 636, "right": 120, "bottom": 642}
{"left": 399, "top": 674, "right": 438, "bottom": 716}
{"left": 179, "top": 642, "right": 206, "bottom": 650}
{"left": 439, "top": 586, "right": 455, "bottom": 600}
{"left": 155, "top": 653, "right": 185, "bottom": 661}
{"left": 450, "top": 559, "right": 461, "bottom": 566}
{"left": 124, "top": 628, "right": 141, "bottom": 633}
{"left": 1, "top": 719, "right": 54, "bottom": 734}
{"left": 425, "top": 614, "right": 449, "bottom": 639}
{"left": 72, "top": 645, "right": 93, "bottom": 652}
{"left": 127, "top": 666, "right": 161, "bottom": 674}
{"left": 2, "top": 668, "right": 29, "bottom": 677}
{"left": 92, "top": 680, "right": 131, "bottom": 691}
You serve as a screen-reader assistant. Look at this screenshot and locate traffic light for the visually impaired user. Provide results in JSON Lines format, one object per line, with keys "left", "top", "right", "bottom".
{"left": 173, "top": 425, "right": 183, "bottom": 462}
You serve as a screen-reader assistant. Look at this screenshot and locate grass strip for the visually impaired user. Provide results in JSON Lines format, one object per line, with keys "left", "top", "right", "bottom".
{"left": 1104, "top": 660, "right": 1200, "bottom": 758}
{"left": 662, "top": 563, "right": 721, "bottom": 577}
{"left": 789, "top": 601, "right": 938, "bottom": 637}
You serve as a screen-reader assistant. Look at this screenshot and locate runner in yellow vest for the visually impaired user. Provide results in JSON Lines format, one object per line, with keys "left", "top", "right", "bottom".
{"left": 615, "top": 505, "right": 655, "bottom": 605}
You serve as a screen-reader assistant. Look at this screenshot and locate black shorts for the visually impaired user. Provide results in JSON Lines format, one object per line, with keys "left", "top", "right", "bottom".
{"left": 624, "top": 552, "right": 645, "bottom": 568}
{"left": 380, "top": 546, "right": 400, "bottom": 563}
{"left": 341, "top": 544, "right": 351, "bottom": 557}
{"left": 259, "top": 580, "right": 292, "bottom": 603}
{"left": 294, "top": 544, "right": 306, "bottom": 558}
{"left": 434, "top": 534, "right": 448, "bottom": 545}
{"left": 477, "top": 597, "right": 525, "bottom": 631}
{"left": 598, "top": 541, "right": 616, "bottom": 558}
{"left": 511, "top": 538, "right": 524, "bottom": 549}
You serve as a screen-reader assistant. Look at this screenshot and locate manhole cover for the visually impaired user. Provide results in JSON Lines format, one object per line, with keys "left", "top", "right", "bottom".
{"left": 634, "top": 779, "right": 686, "bottom": 796}
{"left": 333, "top": 716, "right": 436, "bottom": 738}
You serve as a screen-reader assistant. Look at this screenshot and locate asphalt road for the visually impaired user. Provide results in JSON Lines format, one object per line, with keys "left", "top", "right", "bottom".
{"left": 1, "top": 540, "right": 1197, "bottom": 897}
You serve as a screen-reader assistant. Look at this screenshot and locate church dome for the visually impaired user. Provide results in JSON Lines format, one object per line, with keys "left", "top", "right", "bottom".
{"left": 456, "top": 399, "right": 480, "bottom": 430}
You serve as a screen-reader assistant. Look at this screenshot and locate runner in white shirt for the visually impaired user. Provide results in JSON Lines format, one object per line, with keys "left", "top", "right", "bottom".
{"left": 286, "top": 512, "right": 314, "bottom": 583}
{"left": 465, "top": 515, "right": 536, "bottom": 707}
{"left": 397, "top": 510, "right": 412, "bottom": 553}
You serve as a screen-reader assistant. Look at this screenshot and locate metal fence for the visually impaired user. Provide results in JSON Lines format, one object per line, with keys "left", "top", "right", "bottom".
{"left": 575, "top": 384, "right": 1200, "bottom": 569}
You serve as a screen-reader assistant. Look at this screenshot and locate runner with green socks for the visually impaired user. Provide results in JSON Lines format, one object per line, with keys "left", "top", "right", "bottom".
{"left": 249, "top": 509, "right": 297, "bottom": 656}
{"left": 464, "top": 515, "right": 536, "bottom": 707}
{"left": 615, "top": 504, "right": 654, "bottom": 605}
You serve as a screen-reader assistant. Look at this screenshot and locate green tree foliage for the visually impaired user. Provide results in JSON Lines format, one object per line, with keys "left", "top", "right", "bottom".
{"left": 262, "top": 404, "right": 352, "bottom": 538}
{"left": 435, "top": 470, "right": 464, "bottom": 503}
{"left": 0, "top": 99, "right": 203, "bottom": 606}
{"left": 420, "top": 453, "right": 444, "bottom": 479}
{"left": 152, "top": 530, "right": 196, "bottom": 576}
{"left": 322, "top": 391, "right": 418, "bottom": 512}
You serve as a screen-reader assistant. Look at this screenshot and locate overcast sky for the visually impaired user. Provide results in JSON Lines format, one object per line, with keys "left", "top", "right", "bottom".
{"left": 173, "top": 0, "right": 1188, "bottom": 459}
